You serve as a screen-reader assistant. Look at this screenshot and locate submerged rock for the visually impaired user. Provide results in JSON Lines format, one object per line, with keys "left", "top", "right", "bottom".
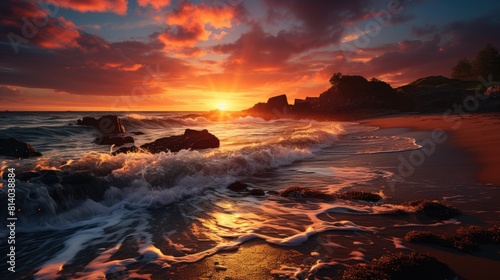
{"left": 227, "top": 181, "right": 249, "bottom": 191}
{"left": 94, "top": 136, "right": 134, "bottom": 146}
{"left": 342, "top": 252, "right": 455, "bottom": 280}
{"left": 406, "top": 200, "right": 461, "bottom": 219}
{"left": 77, "top": 115, "right": 126, "bottom": 134}
{"left": 279, "top": 186, "right": 334, "bottom": 200}
{"left": 0, "top": 138, "right": 42, "bottom": 158}
{"left": 405, "top": 226, "right": 500, "bottom": 253}
{"left": 248, "top": 188, "right": 265, "bottom": 196}
{"left": 2, "top": 171, "right": 40, "bottom": 181}
{"left": 336, "top": 191, "right": 382, "bottom": 202}
{"left": 113, "top": 129, "right": 219, "bottom": 155}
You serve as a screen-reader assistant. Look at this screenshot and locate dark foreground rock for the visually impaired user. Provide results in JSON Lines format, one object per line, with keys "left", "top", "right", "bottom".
{"left": 405, "top": 225, "right": 500, "bottom": 253}
{"left": 0, "top": 138, "right": 42, "bottom": 158}
{"left": 248, "top": 188, "right": 265, "bottom": 196}
{"left": 28, "top": 170, "right": 109, "bottom": 210}
{"left": 94, "top": 136, "right": 134, "bottom": 146}
{"left": 343, "top": 252, "right": 455, "bottom": 280}
{"left": 336, "top": 191, "right": 382, "bottom": 202}
{"left": 113, "top": 129, "right": 219, "bottom": 155}
{"left": 77, "top": 115, "right": 126, "bottom": 134}
{"left": 279, "top": 186, "right": 334, "bottom": 200}
{"left": 227, "top": 181, "right": 249, "bottom": 191}
{"left": 406, "top": 200, "right": 461, "bottom": 219}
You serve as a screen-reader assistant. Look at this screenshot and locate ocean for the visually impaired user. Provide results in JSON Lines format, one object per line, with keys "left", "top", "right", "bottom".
{"left": 0, "top": 111, "right": 485, "bottom": 279}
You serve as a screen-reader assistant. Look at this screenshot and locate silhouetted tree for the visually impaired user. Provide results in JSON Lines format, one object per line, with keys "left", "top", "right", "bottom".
{"left": 451, "top": 58, "right": 473, "bottom": 80}
{"left": 329, "top": 72, "right": 343, "bottom": 88}
{"left": 472, "top": 43, "right": 500, "bottom": 80}
{"left": 452, "top": 44, "right": 500, "bottom": 81}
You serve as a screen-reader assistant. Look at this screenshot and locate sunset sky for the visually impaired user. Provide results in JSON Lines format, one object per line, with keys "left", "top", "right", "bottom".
{"left": 1, "top": 0, "right": 500, "bottom": 111}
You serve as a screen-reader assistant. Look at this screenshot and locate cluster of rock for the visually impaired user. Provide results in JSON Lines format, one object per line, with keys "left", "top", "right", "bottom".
{"left": 113, "top": 129, "right": 220, "bottom": 155}
{"left": 0, "top": 114, "right": 220, "bottom": 159}
{"left": 242, "top": 75, "right": 500, "bottom": 120}
{"left": 76, "top": 115, "right": 220, "bottom": 154}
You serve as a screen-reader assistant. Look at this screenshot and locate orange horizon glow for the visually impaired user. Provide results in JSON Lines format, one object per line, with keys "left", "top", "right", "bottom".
{"left": 1, "top": 0, "right": 495, "bottom": 112}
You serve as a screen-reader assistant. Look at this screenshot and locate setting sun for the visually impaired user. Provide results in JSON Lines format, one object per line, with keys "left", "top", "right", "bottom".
{"left": 217, "top": 102, "right": 227, "bottom": 111}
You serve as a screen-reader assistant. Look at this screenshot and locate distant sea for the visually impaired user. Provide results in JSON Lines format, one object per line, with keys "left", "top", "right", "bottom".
{"left": 0, "top": 111, "right": 433, "bottom": 278}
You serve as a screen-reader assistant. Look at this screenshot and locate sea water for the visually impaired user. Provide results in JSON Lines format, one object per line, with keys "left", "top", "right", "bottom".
{"left": 0, "top": 111, "right": 456, "bottom": 279}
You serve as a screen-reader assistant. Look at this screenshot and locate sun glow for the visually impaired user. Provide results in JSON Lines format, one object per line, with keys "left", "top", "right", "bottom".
{"left": 217, "top": 102, "right": 227, "bottom": 111}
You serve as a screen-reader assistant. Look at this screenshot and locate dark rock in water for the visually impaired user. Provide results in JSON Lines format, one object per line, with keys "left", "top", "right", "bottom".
{"left": 381, "top": 209, "right": 410, "bottom": 216}
{"left": 227, "top": 181, "right": 249, "bottom": 191}
{"left": 405, "top": 226, "right": 500, "bottom": 253}
{"left": 0, "top": 138, "right": 42, "bottom": 158}
{"left": 249, "top": 188, "right": 265, "bottom": 196}
{"left": 407, "top": 200, "right": 461, "bottom": 219}
{"left": 113, "top": 129, "right": 219, "bottom": 155}
{"left": 343, "top": 252, "right": 455, "bottom": 280}
{"left": 37, "top": 170, "right": 63, "bottom": 185}
{"left": 94, "top": 136, "right": 134, "bottom": 146}
{"left": 61, "top": 171, "right": 94, "bottom": 185}
{"left": 113, "top": 146, "right": 140, "bottom": 155}
{"left": 2, "top": 171, "right": 40, "bottom": 181}
{"left": 267, "top": 190, "right": 279, "bottom": 195}
{"left": 40, "top": 171, "right": 109, "bottom": 208}
{"left": 404, "top": 230, "right": 451, "bottom": 248}
{"left": 336, "top": 191, "right": 382, "bottom": 202}
{"left": 279, "top": 186, "right": 334, "bottom": 200}
{"left": 77, "top": 115, "right": 126, "bottom": 134}
{"left": 131, "top": 131, "right": 145, "bottom": 135}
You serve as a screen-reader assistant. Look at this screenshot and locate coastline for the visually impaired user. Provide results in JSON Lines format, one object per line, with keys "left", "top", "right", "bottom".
{"left": 360, "top": 112, "right": 500, "bottom": 186}
{"left": 158, "top": 113, "right": 500, "bottom": 279}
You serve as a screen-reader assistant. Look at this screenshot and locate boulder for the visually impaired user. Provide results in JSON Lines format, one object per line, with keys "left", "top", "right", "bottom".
{"left": 243, "top": 94, "right": 291, "bottom": 119}
{"left": 2, "top": 171, "right": 40, "bottom": 181}
{"left": 248, "top": 188, "right": 265, "bottom": 196}
{"left": 113, "top": 129, "right": 219, "bottom": 155}
{"left": 227, "top": 181, "right": 249, "bottom": 192}
{"left": 94, "top": 136, "right": 134, "bottom": 146}
{"left": 0, "top": 138, "right": 42, "bottom": 158}
{"left": 267, "top": 94, "right": 289, "bottom": 111}
{"left": 77, "top": 115, "right": 126, "bottom": 134}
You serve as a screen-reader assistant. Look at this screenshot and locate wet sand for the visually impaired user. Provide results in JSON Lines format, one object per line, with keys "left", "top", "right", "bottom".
{"left": 360, "top": 112, "right": 500, "bottom": 186}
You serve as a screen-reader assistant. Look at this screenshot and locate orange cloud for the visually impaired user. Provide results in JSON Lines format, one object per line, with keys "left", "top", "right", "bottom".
{"left": 137, "top": 0, "right": 170, "bottom": 10}
{"left": 158, "top": 2, "right": 238, "bottom": 50}
{"left": 37, "top": 17, "right": 80, "bottom": 49}
{"left": 57, "top": 0, "right": 128, "bottom": 15}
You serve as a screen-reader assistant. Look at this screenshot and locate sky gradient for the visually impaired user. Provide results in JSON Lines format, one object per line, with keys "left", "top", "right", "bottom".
{"left": 1, "top": 0, "right": 500, "bottom": 111}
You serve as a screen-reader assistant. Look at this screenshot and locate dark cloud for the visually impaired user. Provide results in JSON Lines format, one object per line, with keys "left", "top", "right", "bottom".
{"left": 412, "top": 24, "right": 438, "bottom": 37}
{"left": 0, "top": 0, "right": 193, "bottom": 96}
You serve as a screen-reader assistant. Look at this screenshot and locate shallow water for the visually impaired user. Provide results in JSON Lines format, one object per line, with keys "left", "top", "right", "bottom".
{"left": 0, "top": 111, "right": 492, "bottom": 279}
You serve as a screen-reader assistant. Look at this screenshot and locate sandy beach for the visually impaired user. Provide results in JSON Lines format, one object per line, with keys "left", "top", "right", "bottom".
{"left": 154, "top": 113, "right": 500, "bottom": 279}
{"left": 360, "top": 112, "right": 500, "bottom": 186}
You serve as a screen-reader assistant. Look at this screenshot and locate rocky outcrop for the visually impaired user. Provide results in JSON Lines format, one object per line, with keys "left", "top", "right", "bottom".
{"left": 94, "top": 136, "right": 134, "bottom": 146}
{"left": 0, "top": 138, "right": 42, "bottom": 158}
{"left": 77, "top": 115, "right": 126, "bottom": 134}
{"left": 113, "top": 129, "right": 219, "bottom": 155}
{"left": 243, "top": 94, "right": 291, "bottom": 119}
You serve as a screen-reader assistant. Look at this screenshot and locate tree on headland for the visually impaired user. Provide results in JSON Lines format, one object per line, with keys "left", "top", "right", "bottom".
{"left": 472, "top": 43, "right": 500, "bottom": 80}
{"left": 451, "top": 44, "right": 500, "bottom": 81}
{"left": 451, "top": 58, "right": 473, "bottom": 80}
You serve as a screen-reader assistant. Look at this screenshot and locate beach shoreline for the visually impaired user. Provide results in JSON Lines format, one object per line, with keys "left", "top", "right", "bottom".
{"left": 360, "top": 112, "right": 500, "bottom": 186}
{"left": 159, "top": 113, "right": 500, "bottom": 279}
